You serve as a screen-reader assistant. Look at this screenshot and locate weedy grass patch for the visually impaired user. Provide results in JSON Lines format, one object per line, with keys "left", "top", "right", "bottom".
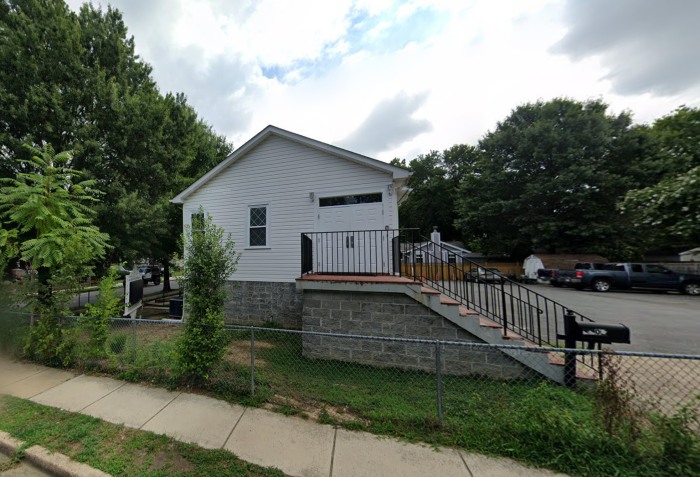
{"left": 3, "top": 323, "right": 699, "bottom": 477}
{"left": 0, "top": 395, "right": 284, "bottom": 477}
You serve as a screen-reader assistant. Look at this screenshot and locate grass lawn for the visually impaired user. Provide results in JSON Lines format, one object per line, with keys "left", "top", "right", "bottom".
{"left": 0, "top": 395, "right": 284, "bottom": 477}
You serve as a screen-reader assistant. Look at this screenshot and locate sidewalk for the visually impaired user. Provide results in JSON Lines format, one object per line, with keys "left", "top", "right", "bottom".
{"left": 0, "top": 358, "right": 569, "bottom": 477}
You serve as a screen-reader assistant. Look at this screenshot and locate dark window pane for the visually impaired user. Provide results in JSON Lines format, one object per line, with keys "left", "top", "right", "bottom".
{"left": 250, "top": 227, "right": 266, "bottom": 246}
{"left": 319, "top": 193, "right": 382, "bottom": 207}
{"left": 631, "top": 264, "right": 643, "bottom": 273}
{"left": 191, "top": 213, "right": 204, "bottom": 231}
{"left": 647, "top": 265, "right": 668, "bottom": 274}
{"left": 602, "top": 263, "right": 625, "bottom": 271}
{"left": 250, "top": 207, "right": 267, "bottom": 227}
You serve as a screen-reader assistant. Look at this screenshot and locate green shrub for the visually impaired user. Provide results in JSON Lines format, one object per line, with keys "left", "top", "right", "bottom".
{"left": 650, "top": 398, "right": 700, "bottom": 476}
{"left": 176, "top": 208, "right": 239, "bottom": 383}
{"left": 81, "top": 266, "right": 124, "bottom": 359}
{"left": 109, "top": 335, "right": 127, "bottom": 355}
{"left": 23, "top": 314, "right": 78, "bottom": 367}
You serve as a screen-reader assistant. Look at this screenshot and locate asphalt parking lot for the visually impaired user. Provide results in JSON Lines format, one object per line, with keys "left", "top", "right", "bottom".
{"left": 524, "top": 283, "right": 700, "bottom": 355}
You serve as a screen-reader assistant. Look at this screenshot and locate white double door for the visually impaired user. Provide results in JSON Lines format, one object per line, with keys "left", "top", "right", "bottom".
{"left": 316, "top": 203, "right": 390, "bottom": 274}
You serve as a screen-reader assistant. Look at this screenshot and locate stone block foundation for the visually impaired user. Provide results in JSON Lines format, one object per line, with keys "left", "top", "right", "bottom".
{"left": 224, "top": 281, "right": 303, "bottom": 329}
{"left": 301, "top": 290, "right": 531, "bottom": 379}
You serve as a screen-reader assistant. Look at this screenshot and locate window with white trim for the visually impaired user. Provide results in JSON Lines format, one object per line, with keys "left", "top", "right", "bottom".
{"left": 191, "top": 212, "right": 205, "bottom": 235}
{"left": 248, "top": 205, "right": 269, "bottom": 247}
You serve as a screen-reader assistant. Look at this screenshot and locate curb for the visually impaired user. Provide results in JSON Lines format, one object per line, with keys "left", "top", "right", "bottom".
{"left": 0, "top": 430, "right": 110, "bottom": 477}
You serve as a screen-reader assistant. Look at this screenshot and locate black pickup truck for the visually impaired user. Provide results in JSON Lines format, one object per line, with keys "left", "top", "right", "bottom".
{"left": 550, "top": 263, "right": 607, "bottom": 287}
{"left": 571, "top": 263, "right": 700, "bottom": 295}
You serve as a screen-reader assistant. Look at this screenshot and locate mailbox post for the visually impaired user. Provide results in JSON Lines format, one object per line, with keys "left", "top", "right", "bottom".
{"left": 559, "top": 311, "right": 631, "bottom": 388}
{"left": 562, "top": 311, "right": 578, "bottom": 388}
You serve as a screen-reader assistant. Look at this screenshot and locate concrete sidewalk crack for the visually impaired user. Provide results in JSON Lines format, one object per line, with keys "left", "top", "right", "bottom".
{"left": 26, "top": 372, "right": 75, "bottom": 400}
{"left": 221, "top": 407, "right": 247, "bottom": 450}
{"left": 1, "top": 368, "right": 47, "bottom": 390}
{"left": 138, "top": 392, "right": 182, "bottom": 430}
{"left": 77, "top": 379, "right": 128, "bottom": 413}
{"left": 457, "top": 450, "right": 474, "bottom": 477}
{"left": 328, "top": 427, "right": 338, "bottom": 477}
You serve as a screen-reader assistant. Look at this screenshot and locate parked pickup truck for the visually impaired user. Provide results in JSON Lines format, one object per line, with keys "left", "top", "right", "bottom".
{"left": 571, "top": 263, "right": 700, "bottom": 295}
{"left": 551, "top": 263, "right": 608, "bottom": 287}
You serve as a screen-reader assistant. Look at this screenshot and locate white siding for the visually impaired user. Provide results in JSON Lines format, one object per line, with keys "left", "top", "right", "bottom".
{"left": 182, "top": 135, "right": 397, "bottom": 282}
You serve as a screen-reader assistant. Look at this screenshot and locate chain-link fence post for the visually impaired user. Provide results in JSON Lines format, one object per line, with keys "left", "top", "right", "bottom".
{"left": 132, "top": 318, "right": 137, "bottom": 365}
{"left": 250, "top": 329, "right": 255, "bottom": 396}
{"left": 435, "top": 340, "right": 443, "bottom": 426}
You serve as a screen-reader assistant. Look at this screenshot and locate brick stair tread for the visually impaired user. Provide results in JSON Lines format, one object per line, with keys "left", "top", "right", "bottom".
{"left": 479, "top": 317, "right": 502, "bottom": 329}
{"left": 420, "top": 286, "right": 440, "bottom": 295}
{"left": 458, "top": 306, "right": 479, "bottom": 316}
{"left": 502, "top": 330, "right": 526, "bottom": 340}
{"left": 439, "top": 296, "right": 461, "bottom": 306}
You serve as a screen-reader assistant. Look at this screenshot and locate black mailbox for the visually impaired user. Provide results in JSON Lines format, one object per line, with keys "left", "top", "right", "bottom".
{"left": 559, "top": 312, "right": 631, "bottom": 346}
{"left": 574, "top": 322, "right": 630, "bottom": 344}
{"left": 558, "top": 311, "right": 631, "bottom": 388}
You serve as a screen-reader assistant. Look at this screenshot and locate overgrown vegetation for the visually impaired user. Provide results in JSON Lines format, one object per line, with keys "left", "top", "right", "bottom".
{"left": 177, "top": 209, "right": 240, "bottom": 383}
{"left": 79, "top": 265, "right": 125, "bottom": 361}
{"left": 0, "top": 395, "right": 284, "bottom": 477}
{"left": 5, "top": 320, "right": 697, "bottom": 477}
{"left": 0, "top": 144, "right": 109, "bottom": 366}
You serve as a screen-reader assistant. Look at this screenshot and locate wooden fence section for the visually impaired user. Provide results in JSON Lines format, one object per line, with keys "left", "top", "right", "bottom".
{"left": 662, "top": 262, "right": 700, "bottom": 274}
{"left": 401, "top": 262, "right": 523, "bottom": 281}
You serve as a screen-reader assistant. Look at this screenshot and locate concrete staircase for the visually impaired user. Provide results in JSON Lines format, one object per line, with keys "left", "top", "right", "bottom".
{"left": 296, "top": 275, "right": 594, "bottom": 384}
{"left": 403, "top": 283, "right": 595, "bottom": 384}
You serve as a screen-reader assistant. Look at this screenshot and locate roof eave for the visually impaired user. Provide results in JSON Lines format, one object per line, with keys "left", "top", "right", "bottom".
{"left": 170, "top": 125, "right": 409, "bottom": 203}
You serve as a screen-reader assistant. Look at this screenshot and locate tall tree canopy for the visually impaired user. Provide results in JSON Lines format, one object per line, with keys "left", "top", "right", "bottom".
{"left": 0, "top": 0, "right": 231, "bottom": 278}
{"left": 392, "top": 144, "right": 478, "bottom": 242}
{"left": 0, "top": 144, "right": 109, "bottom": 308}
{"left": 454, "top": 98, "right": 660, "bottom": 259}
{"left": 621, "top": 107, "right": 700, "bottom": 248}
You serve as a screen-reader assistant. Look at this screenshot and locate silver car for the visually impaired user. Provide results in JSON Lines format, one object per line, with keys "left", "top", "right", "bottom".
{"left": 465, "top": 267, "right": 505, "bottom": 284}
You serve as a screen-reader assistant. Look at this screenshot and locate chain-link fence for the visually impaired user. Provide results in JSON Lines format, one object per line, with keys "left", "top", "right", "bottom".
{"left": 2, "top": 313, "right": 699, "bottom": 476}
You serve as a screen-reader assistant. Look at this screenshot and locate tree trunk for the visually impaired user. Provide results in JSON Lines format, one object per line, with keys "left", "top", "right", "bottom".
{"left": 36, "top": 266, "right": 53, "bottom": 308}
{"left": 163, "top": 260, "right": 171, "bottom": 292}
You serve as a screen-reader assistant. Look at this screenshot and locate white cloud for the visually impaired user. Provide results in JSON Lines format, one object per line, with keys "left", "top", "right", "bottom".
{"left": 65, "top": 0, "right": 700, "bottom": 161}
{"left": 368, "top": 20, "right": 394, "bottom": 38}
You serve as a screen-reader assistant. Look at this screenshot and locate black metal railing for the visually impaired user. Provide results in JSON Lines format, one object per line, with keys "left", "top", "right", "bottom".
{"left": 399, "top": 231, "right": 599, "bottom": 371}
{"left": 300, "top": 229, "right": 599, "bottom": 372}
{"left": 301, "top": 229, "right": 408, "bottom": 276}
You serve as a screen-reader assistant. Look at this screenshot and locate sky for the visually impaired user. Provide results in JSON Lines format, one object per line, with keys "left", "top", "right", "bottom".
{"left": 66, "top": 0, "right": 700, "bottom": 161}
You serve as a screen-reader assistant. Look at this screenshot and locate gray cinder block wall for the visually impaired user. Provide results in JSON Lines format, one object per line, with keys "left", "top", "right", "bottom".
{"left": 224, "top": 281, "right": 303, "bottom": 329}
{"left": 301, "top": 290, "right": 530, "bottom": 379}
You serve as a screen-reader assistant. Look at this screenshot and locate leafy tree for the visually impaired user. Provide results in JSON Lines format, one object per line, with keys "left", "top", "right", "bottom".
{"left": 455, "top": 98, "right": 660, "bottom": 259}
{"left": 0, "top": 1, "right": 232, "bottom": 279}
{"left": 177, "top": 208, "right": 240, "bottom": 383}
{"left": 621, "top": 107, "right": 700, "bottom": 248}
{"left": 0, "top": 224, "right": 18, "bottom": 272}
{"left": 80, "top": 265, "right": 124, "bottom": 360}
{"left": 622, "top": 166, "right": 700, "bottom": 244}
{"left": 0, "top": 144, "right": 109, "bottom": 365}
{"left": 393, "top": 144, "right": 479, "bottom": 241}
{"left": 0, "top": 0, "right": 85, "bottom": 172}
{"left": 0, "top": 145, "right": 109, "bottom": 274}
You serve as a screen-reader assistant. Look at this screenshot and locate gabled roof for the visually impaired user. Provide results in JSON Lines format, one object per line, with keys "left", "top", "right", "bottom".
{"left": 171, "top": 125, "right": 411, "bottom": 204}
